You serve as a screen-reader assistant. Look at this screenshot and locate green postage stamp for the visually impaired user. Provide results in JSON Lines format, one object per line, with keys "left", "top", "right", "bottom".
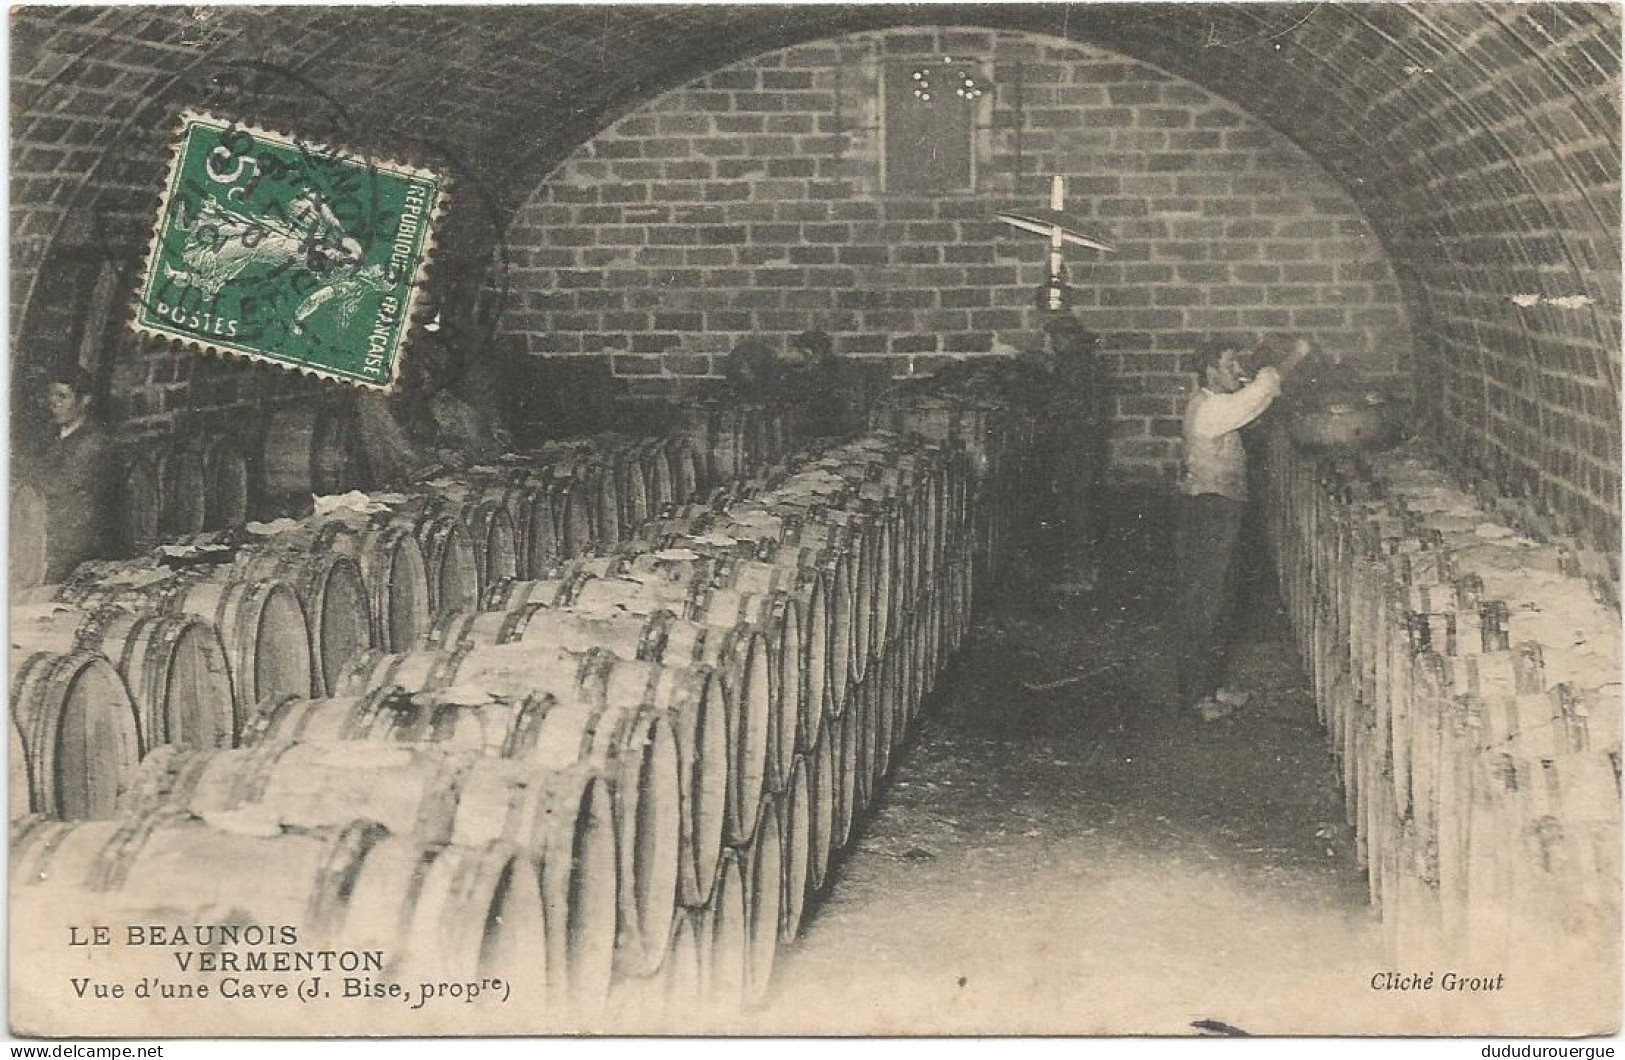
{"left": 133, "top": 110, "right": 446, "bottom": 389}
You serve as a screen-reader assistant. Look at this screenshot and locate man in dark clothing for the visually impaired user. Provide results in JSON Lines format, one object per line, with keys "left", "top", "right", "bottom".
{"left": 724, "top": 336, "right": 784, "bottom": 405}
{"left": 352, "top": 338, "right": 509, "bottom": 487}
{"left": 785, "top": 329, "right": 857, "bottom": 437}
{"left": 37, "top": 366, "right": 116, "bottom": 581}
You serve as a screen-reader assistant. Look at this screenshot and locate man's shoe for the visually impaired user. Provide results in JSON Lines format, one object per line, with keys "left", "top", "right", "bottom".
{"left": 1196, "top": 697, "right": 1235, "bottom": 723}
{"left": 1214, "top": 688, "right": 1252, "bottom": 709}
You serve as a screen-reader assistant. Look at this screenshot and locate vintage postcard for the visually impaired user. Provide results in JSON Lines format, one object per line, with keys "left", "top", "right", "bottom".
{"left": 8, "top": 1, "right": 1621, "bottom": 1042}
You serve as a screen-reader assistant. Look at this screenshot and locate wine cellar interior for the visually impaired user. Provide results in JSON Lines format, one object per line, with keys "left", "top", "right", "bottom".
{"left": 7, "top": 3, "right": 1621, "bottom": 1038}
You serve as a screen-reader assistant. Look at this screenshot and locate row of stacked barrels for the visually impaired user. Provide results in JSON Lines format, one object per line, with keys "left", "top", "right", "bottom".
{"left": 10, "top": 400, "right": 784, "bottom": 591}
{"left": 8, "top": 408, "right": 770, "bottom": 818}
{"left": 10, "top": 433, "right": 255, "bottom": 593}
{"left": 868, "top": 364, "right": 1045, "bottom": 589}
{"left": 9, "top": 393, "right": 1036, "bottom": 1027}
{"left": 12, "top": 407, "right": 341, "bottom": 591}
{"left": 1264, "top": 430, "right": 1621, "bottom": 968}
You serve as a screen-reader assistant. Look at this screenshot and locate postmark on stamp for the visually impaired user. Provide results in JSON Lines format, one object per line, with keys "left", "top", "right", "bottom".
{"left": 132, "top": 110, "right": 447, "bottom": 390}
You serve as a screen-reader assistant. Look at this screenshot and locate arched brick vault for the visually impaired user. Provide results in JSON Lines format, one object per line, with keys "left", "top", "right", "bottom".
{"left": 9, "top": 4, "right": 1620, "bottom": 547}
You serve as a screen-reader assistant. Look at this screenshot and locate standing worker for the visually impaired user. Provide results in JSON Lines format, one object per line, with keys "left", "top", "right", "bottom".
{"left": 352, "top": 339, "right": 509, "bottom": 487}
{"left": 785, "top": 329, "right": 855, "bottom": 437}
{"left": 1176, "top": 336, "right": 1308, "bottom": 720}
{"left": 36, "top": 365, "right": 116, "bottom": 581}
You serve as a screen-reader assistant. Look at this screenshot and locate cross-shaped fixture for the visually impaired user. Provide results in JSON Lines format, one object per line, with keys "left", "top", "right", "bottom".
{"left": 994, "top": 176, "right": 1116, "bottom": 312}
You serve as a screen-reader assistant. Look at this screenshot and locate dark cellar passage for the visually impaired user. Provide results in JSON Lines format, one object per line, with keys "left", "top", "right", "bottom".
{"left": 753, "top": 489, "right": 1484, "bottom": 1036}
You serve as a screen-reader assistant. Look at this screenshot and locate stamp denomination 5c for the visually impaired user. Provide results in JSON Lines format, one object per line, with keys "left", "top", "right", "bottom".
{"left": 133, "top": 110, "right": 446, "bottom": 390}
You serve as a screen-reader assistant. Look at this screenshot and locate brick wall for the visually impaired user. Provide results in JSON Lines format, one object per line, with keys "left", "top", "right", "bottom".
{"left": 1103, "top": 5, "right": 1621, "bottom": 568}
{"left": 11, "top": 8, "right": 1616, "bottom": 542}
{"left": 1371, "top": 14, "right": 1622, "bottom": 559}
{"left": 498, "top": 27, "right": 1413, "bottom": 483}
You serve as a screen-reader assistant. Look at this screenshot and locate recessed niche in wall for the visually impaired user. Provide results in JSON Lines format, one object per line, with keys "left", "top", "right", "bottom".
{"left": 882, "top": 57, "right": 988, "bottom": 195}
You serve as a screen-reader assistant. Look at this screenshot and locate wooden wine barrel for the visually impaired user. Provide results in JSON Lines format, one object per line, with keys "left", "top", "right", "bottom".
{"left": 715, "top": 507, "right": 870, "bottom": 689}
{"left": 10, "top": 604, "right": 236, "bottom": 754}
{"left": 872, "top": 652, "right": 896, "bottom": 788}
{"left": 694, "top": 583, "right": 803, "bottom": 796}
{"left": 262, "top": 404, "right": 357, "bottom": 500}
{"left": 568, "top": 571, "right": 800, "bottom": 794}
{"left": 829, "top": 665, "right": 859, "bottom": 853}
{"left": 733, "top": 406, "right": 767, "bottom": 477}
{"left": 516, "top": 484, "right": 563, "bottom": 576}
{"left": 9, "top": 714, "right": 30, "bottom": 820}
{"left": 437, "top": 597, "right": 661, "bottom": 660}
{"left": 524, "top": 456, "right": 619, "bottom": 551}
{"left": 202, "top": 433, "right": 251, "bottom": 529}
{"left": 643, "top": 617, "right": 770, "bottom": 851}
{"left": 167, "top": 578, "right": 312, "bottom": 722}
{"left": 390, "top": 500, "right": 480, "bottom": 617}
{"left": 741, "top": 794, "right": 783, "bottom": 1008}
{"left": 557, "top": 576, "right": 772, "bottom": 845}
{"left": 668, "top": 436, "right": 703, "bottom": 507}
{"left": 8, "top": 649, "right": 140, "bottom": 820}
{"left": 850, "top": 675, "right": 878, "bottom": 820}
{"left": 123, "top": 744, "right": 618, "bottom": 1013}
{"left": 422, "top": 512, "right": 481, "bottom": 617}
{"left": 116, "top": 451, "right": 161, "bottom": 557}
{"left": 428, "top": 593, "right": 772, "bottom": 851}
{"left": 276, "top": 653, "right": 682, "bottom": 979}
{"left": 549, "top": 470, "right": 597, "bottom": 559}
{"left": 910, "top": 606, "right": 933, "bottom": 721}
{"left": 683, "top": 408, "right": 730, "bottom": 489}
{"left": 811, "top": 553, "right": 854, "bottom": 722}
{"left": 235, "top": 547, "right": 371, "bottom": 697}
{"left": 10, "top": 816, "right": 546, "bottom": 993}
{"left": 830, "top": 446, "right": 942, "bottom": 591}
{"left": 644, "top": 439, "right": 679, "bottom": 515}
{"left": 604, "top": 911, "right": 702, "bottom": 1031}
{"left": 613, "top": 445, "right": 653, "bottom": 534}
{"left": 338, "top": 642, "right": 689, "bottom": 953}
{"left": 745, "top": 538, "right": 855, "bottom": 718}
{"left": 696, "top": 848, "right": 747, "bottom": 1015}
{"left": 157, "top": 443, "right": 208, "bottom": 538}
{"left": 585, "top": 461, "right": 622, "bottom": 546}
{"left": 314, "top": 520, "right": 431, "bottom": 652}
{"left": 779, "top": 754, "right": 811, "bottom": 944}
{"left": 714, "top": 556, "right": 829, "bottom": 751}
{"left": 807, "top": 715, "right": 837, "bottom": 893}
{"left": 11, "top": 483, "right": 49, "bottom": 591}
{"left": 43, "top": 563, "right": 313, "bottom": 725}
{"left": 576, "top": 652, "right": 728, "bottom": 909}
{"left": 417, "top": 609, "right": 728, "bottom": 910}
{"left": 455, "top": 497, "right": 519, "bottom": 599}
{"left": 425, "top": 477, "right": 536, "bottom": 582}
{"left": 851, "top": 507, "right": 896, "bottom": 660}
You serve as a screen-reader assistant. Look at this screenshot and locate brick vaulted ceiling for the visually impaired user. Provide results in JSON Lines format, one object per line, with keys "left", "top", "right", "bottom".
{"left": 10, "top": 3, "right": 1622, "bottom": 535}
{"left": 13, "top": 3, "right": 1619, "bottom": 320}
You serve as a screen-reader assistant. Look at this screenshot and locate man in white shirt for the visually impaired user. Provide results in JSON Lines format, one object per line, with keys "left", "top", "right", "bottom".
{"left": 1176, "top": 337, "right": 1308, "bottom": 719}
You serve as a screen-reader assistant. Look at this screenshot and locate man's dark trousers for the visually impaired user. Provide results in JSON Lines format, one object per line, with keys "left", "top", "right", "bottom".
{"left": 1175, "top": 492, "right": 1245, "bottom": 707}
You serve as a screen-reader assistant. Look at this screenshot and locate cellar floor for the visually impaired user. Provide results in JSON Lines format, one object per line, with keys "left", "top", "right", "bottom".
{"left": 740, "top": 490, "right": 1480, "bottom": 1036}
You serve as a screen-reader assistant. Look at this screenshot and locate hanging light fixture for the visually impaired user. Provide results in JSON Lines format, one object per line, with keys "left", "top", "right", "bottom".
{"left": 994, "top": 176, "right": 1116, "bottom": 312}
